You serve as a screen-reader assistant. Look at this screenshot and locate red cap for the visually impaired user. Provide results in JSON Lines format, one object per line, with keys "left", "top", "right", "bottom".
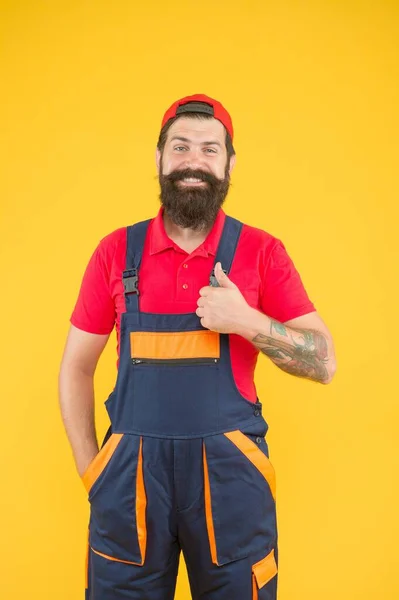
{"left": 161, "top": 93, "right": 234, "bottom": 141}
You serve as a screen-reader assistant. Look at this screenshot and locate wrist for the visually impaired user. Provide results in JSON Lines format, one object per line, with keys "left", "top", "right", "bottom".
{"left": 235, "top": 306, "right": 270, "bottom": 341}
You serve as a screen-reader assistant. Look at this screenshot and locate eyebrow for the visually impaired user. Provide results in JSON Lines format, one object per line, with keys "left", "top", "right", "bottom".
{"left": 170, "top": 136, "right": 222, "bottom": 147}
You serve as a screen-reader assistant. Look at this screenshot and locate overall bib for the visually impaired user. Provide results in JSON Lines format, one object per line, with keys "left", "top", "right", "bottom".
{"left": 82, "top": 216, "right": 278, "bottom": 599}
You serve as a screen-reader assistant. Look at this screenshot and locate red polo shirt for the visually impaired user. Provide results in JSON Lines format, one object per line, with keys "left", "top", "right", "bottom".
{"left": 70, "top": 207, "right": 315, "bottom": 402}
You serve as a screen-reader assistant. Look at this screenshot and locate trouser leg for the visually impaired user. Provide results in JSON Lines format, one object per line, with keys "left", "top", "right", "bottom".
{"left": 177, "top": 436, "right": 278, "bottom": 600}
{"left": 85, "top": 436, "right": 180, "bottom": 600}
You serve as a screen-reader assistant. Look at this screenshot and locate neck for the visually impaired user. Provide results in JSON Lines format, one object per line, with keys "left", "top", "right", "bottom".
{"left": 162, "top": 210, "right": 214, "bottom": 247}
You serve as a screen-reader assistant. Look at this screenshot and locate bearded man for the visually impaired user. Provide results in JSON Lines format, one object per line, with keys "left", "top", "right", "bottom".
{"left": 59, "top": 93, "right": 336, "bottom": 600}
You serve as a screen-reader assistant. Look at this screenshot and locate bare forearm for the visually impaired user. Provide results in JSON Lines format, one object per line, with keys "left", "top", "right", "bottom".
{"left": 236, "top": 308, "right": 335, "bottom": 384}
{"left": 58, "top": 366, "right": 99, "bottom": 477}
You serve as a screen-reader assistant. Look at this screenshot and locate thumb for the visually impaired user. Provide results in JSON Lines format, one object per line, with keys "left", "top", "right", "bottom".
{"left": 214, "top": 262, "right": 237, "bottom": 289}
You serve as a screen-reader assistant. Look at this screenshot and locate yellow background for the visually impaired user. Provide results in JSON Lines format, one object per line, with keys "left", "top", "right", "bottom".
{"left": 1, "top": 1, "right": 398, "bottom": 598}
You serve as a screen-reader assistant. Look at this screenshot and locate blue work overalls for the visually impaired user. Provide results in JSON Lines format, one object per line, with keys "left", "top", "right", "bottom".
{"left": 83, "top": 215, "right": 278, "bottom": 599}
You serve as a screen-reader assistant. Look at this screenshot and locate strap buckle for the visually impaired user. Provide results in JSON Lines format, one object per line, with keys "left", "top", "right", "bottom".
{"left": 123, "top": 268, "right": 139, "bottom": 295}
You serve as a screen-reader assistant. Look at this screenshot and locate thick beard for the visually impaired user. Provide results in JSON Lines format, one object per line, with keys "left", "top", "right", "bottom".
{"left": 159, "top": 163, "right": 230, "bottom": 232}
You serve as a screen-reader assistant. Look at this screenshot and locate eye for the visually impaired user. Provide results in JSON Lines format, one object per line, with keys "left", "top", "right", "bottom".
{"left": 174, "top": 146, "right": 187, "bottom": 151}
{"left": 204, "top": 148, "right": 217, "bottom": 154}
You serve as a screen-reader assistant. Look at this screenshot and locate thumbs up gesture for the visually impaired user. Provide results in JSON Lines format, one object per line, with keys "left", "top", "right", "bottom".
{"left": 196, "top": 262, "right": 252, "bottom": 334}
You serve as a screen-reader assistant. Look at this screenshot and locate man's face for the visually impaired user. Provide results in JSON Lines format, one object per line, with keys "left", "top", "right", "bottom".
{"left": 156, "top": 117, "right": 236, "bottom": 231}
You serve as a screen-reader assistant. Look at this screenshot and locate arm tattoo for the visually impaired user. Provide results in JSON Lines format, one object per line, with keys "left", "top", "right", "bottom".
{"left": 252, "top": 319, "right": 330, "bottom": 382}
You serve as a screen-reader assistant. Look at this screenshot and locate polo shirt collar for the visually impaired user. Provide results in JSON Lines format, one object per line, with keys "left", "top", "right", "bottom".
{"left": 149, "top": 205, "right": 226, "bottom": 257}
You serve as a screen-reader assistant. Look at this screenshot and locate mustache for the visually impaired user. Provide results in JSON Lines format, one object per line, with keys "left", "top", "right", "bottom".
{"left": 163, "top": 168, "right": 221, "bottom": 185}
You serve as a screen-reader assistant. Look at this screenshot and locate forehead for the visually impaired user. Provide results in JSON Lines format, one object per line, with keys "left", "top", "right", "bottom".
{"left": 166, "top": 116, "right": 226, "bottom": 144}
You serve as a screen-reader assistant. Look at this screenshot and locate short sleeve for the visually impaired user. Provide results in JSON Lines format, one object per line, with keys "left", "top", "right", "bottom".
{"left": 69, "top": 237, "right": 116, "bottom": 334}
{"left": 261, "top": 239, "right": 316, "bottom": 323}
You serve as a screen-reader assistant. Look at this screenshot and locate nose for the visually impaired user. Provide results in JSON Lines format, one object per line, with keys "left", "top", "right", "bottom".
{"left": 180, "top": 147, "right": 207, "bottom": 171}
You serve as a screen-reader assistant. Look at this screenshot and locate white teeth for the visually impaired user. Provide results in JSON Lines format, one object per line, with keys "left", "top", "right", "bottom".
{"left": 183, "top": 178, "right": 202, "bottom": 182}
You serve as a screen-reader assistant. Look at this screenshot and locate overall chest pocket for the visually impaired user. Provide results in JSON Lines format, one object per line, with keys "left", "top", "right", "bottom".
{"left": 203, "top": 429, "right": 277, "bottom": 566}
{"left": 130, "top": 329, "right": 220, "bottom": 365}
{"left": 129, "top": 329, "right": 221, "bottom": 435}
{"left": 82, "top": 434, "right": 147, "bottom": 566}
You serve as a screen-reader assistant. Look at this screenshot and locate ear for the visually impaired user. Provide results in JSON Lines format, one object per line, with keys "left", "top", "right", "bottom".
{"left": 228, "top": 154, "right": 236, "bottom": 175}
{"left": 155, "top": 148, "right": 161, "bottom": 174}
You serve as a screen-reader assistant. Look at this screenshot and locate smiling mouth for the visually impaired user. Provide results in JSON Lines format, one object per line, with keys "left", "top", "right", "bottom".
{"left": 178, "top": 178, "right": 207, "bottom": 185}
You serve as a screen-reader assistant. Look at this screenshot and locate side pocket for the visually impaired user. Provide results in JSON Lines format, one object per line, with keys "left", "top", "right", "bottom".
{"left": 203, "top": 432, "right": 277, "bottom": 565}
{"left": 252, "top": 548, "right": 278, "bottom": 599}
{"left": 88, "top": 434, "right": 147, "bottom": 565}
{"left": 224, "top": 431, "right": 276, "bottom": 501}
{"left": 81, "top": 433, "right": 124, "bottom": 494}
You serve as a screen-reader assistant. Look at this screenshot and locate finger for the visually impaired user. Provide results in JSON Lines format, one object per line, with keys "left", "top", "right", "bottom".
{"left": 214, "top": 262, "right": 237, "bottom": 289}
{"left": 200, "top": 316, "right": 208, "bottom": 329}
{"left": 199, "top": 286, "right": 212, "bottom": 297}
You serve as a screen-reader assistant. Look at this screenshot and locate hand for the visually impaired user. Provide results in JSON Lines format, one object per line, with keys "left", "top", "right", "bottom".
{"left": 196, "top": 262, "right": 252, "bottom": 334}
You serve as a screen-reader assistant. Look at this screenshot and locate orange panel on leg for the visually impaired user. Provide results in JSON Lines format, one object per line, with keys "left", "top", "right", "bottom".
{"left": 203, "top": 443, "right": 219, "bottom": 565}
{"left": 136, "top": 436, "right": 147, "bottom": 565}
